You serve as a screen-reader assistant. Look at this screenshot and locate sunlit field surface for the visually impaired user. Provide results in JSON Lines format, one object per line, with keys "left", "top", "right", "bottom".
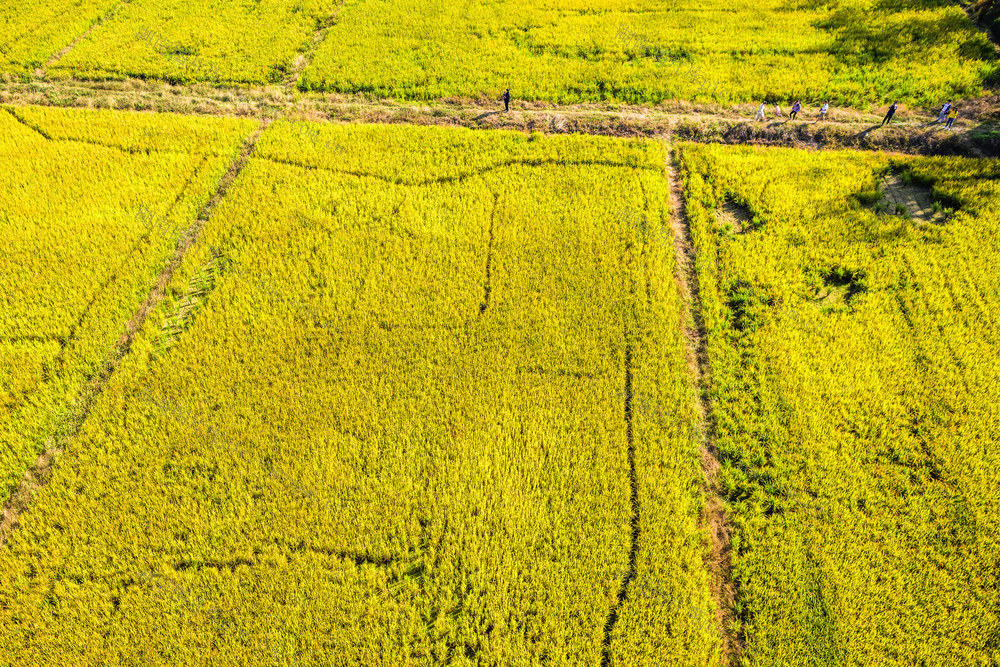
{"left": 0, "top": 119, "right": 723, "bottom": 665}
{"left": 679, "top": 142, "right": 1000, "bottom": 665}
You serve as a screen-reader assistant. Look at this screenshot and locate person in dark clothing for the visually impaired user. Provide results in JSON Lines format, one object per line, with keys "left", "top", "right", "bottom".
{"left": 503, "top": 88, "right": 510, "bottom": 112}
{"left": 882, "top": 101, "right": 898, "bottom": 127}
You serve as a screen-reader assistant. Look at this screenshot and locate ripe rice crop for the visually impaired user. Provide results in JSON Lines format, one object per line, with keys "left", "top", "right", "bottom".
{"left": 0, "top": 104, "right": 254, "bottom": 508}
{"left": 678, "top": 142, "right": 1000, "bottom": 664}
{"left": 45, "top": 0, "right": 339, "bottom": 85}
{"left": 0, "top": 0, "right": 117, "bottom": 72}
{"left": 0, "top": 122, "right": 719, "bottom": 664}
{"left": 5, "top": 0, "right": 993, "bottom": 107}
{"left": 299, "top": 0, "right": 998, "bottom": 107}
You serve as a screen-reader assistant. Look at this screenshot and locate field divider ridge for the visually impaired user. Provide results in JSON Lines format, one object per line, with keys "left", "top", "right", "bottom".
{"left": 666, "top": 146, "right": 741, "bottom": 664}
{"left": 2, "top": 81, "right": 996, "bottom": 158}
{"left": 0, "top": 119, "right": 270, "bottom": 550}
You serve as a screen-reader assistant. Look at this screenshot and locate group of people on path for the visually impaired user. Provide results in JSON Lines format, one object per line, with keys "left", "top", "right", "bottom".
{"left": 756, "top": 100, "right": 828, "bottom": 121}
{"left": 882, "top": 100, "right": 959, "bottom": 128}
{"left": 753, "top": 98, "right": 960, "bottom": 129}
{"left": 498, "top": 87, "right": 961, "bottom": 130}
{"left": 935, "top": 100, "right": 960, "bottom": 129}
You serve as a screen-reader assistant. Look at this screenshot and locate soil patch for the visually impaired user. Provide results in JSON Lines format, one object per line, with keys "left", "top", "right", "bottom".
{"left": 715, "top": 200, "right": 753, "bottom": 233}
{"left": 812, "top": 267, "right": 865, "bottom": 307}
{"left": 876, "top": 172, "right": 946, "bottom": 224}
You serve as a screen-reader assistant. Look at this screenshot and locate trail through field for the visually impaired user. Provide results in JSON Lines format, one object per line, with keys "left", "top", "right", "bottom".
{"left": 42, "top": 0, "right": 131, "bottom": 68}
{"left": 285, "top": 2, "right": 345, "bottom": 89}
{"left": 1, "top": 79, "right": 996, "bottom": 158}
{"left": 666, "top": 147, "right": 740, "bottom": 665}
{"left": 477, "top": 194, "right": 499, "bottom": 316}
{"left": 600, "top": 342, "right": 640, "bottom": 667}
{"left": 0, "top": 119, "right": 266, "bottom": 550}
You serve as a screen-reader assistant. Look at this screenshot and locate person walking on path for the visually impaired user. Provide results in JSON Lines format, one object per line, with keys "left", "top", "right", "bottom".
{"left": 755, "top": 101, "right": 767, "bottom": 121}
{"left": 790, "top": 100, "right": 801, "bottom": 120}
{"left": 936, "top": 100, "right": 952, "bottom": 123}
{"left": 503, "top": 88, "right": 510, "bottom": 112}
{"left": 945, "top": 106, "right": 959, "bottom": 130}
{"left": 818, "top": 100, "right": 829, "bottom": 120}
{"left": 774, "top": 102, "right": 783, "bottom": 119}
{"left": 881, "top": 101, "right": 898, "bottom": 127}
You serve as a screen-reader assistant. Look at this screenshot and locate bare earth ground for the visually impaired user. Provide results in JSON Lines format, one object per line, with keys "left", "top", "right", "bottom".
{"left": 879, "top": 173, "right": 947, "bottom": 223}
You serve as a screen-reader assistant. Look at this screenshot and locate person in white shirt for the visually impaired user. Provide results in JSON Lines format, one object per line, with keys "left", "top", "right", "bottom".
{"left": 936, "top": 100, "right": 951, "bottom": 123}
{"left": 774, "top": 103, "right": 783, "bottom": 118}
{"left": 819, "top": 100, "right": 829, "bottom": 120}
{"left": 755, "top": 101, "right": 767, "bottom": 121}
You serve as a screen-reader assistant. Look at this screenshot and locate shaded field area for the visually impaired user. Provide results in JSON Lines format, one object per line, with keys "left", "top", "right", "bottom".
{"left": 0, "top": 113, "right": 719, "bottom": 665}
{"left": 679, "top": 143, "right": 1000, "bottom": 664}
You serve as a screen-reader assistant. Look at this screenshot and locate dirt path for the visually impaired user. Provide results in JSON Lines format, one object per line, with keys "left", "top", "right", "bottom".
{"left": 1, "top": 78, "right": 996, "bottom": 158}
{"left": 0, "top": 119, "right": 267, "bottom": 550}
{"left": 42, "top": 0, "right": 132, "bottom": 68}
{"left": 665, "top": 146, "right": 741, "bottom": 665}
{"left": 284, "top": 2, "right": 345, "bottom": 89}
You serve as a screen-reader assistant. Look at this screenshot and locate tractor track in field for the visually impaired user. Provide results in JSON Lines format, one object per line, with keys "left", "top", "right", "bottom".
{"left": 478, "top": 194, "right": 499, "bottom": 316}
{"left": 0, "top": 119, "right": 268, "bottom": 551}
{"left": 285, "top": 2, "right": 346, "bottom": 90}
{"left": 601, "top": 224, "right": 644, "bottom": 666}
{"left": 666, "top": 147, "right": 741, "bottom": 664}
{"left": 600, "top": 341, "right": 639, "bottom": 667}
{"left": 42, "top": 0, "right": 132, "bottom": 69}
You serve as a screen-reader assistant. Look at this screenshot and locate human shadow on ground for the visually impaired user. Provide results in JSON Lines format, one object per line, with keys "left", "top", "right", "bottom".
{"left": 855, "top": 124, "right": 884, "bottom": 138}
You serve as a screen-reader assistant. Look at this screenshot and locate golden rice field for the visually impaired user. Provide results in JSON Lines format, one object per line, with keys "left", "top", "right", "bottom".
{"left": 1, "top": 100, "right": 999, "bottom": 664}
{"left": 679, "top": 143, "right": 1000, "bottom": 664}
{"left": 0, "top": 105, "right": 253, "bottom": 509}
{"left": 0, "top": 106, "right": 720, "bottom": 665}
{"left": 1, "top": 0, "right": 997, "bottom": 106}
{"left": 299, "top": 0, "right": 997, "bottom": 106}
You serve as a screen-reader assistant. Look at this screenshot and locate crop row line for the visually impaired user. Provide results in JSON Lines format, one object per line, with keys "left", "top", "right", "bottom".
{"left": 600, "top": 283, "right": 641, "bottom": 663}
{"left": 255, "top": 154, "right": 660, "bottom": 189}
